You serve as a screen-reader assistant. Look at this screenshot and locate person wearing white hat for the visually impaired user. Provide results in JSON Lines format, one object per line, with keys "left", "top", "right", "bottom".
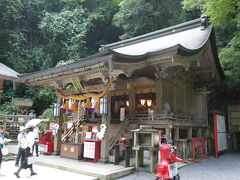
{"left": 15, "top": 126, "right": 27, "bottom": 167}
{"left": 14, "top": 127, "right": 37, "bottom": 178}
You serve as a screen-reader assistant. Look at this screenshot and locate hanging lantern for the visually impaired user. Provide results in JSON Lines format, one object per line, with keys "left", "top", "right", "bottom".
{"left": 146, "top": 99, "right": 152, "bottom": 107}
{"left": 70, "top": 100, "right": 78, "bottom": 111}
{"left": 126, "top": 101, "right": 129, "bottom": 107}
{"left": 68, "top": 99, "right": 73, "bottom": 109}
{"left": 63, "top": 100, "right": 69, "bottom": 109}
{"left": 140, "top": 99, "right": 145, "bottom": 106}
{"left": 84, "top": 99, "right": 92, "bottom": 108}
{"left": 54, "top": 103, "right": 61, "bottom": 116}
{"left": 91, "top": 97, "right": 97, "bottom": 108}
{"left": 100, "top": 97, "right": 108, "bottom": 114}
{"left": 94, "top": 99, "right": 100, "bottom": 109}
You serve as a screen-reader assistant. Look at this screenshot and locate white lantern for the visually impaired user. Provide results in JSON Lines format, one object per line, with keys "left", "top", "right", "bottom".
{"left": 100, "top": 97, "right": 108, "bottom": 114}
{"left": 53, "top": 103, "right": 61, "bottom": 116}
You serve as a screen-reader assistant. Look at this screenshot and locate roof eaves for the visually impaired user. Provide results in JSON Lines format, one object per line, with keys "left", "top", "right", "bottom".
{"left": 100, "top": 18, "right": 203, "bottom": 50}
{"left": 209, "top": 28, "right": 225, "bottom": 80}
{"left": 15, "top": 54, "right": 113, "bottom": 83}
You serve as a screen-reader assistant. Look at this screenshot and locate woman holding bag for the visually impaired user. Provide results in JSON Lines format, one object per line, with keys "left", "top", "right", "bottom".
{"left": 14, "top": 128, "right": 37, "bottom": 178}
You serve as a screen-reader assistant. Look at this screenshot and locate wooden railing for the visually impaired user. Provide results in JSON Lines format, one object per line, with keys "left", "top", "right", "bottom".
{"left": 108, "top": 117, "right": 129, "bottom": 152}
{"left": 0, "top": 114, "right": 35, "bottom": 139}
{"left": 135, "top": 113, "right": 207, "bottom": 126}
{"left": 0, "top": 114, "right": 35, "bottom": 123}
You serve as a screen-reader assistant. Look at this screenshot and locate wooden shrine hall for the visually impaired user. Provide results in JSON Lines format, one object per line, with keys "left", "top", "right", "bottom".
{"left": 15, "top": 17, "right": 224, "bottom": 162}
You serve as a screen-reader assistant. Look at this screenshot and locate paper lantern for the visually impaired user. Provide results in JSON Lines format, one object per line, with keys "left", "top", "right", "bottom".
{"left": 63, "top": 100, "right": 69, "bottom": 109}
{"left": 70, "top": 100, "right": 78, "bottom": 111}
{"left": 140, "top": 99, "right": 145, "bottom": 106}
{"left": 84, "top": 99, "right": 92, "bottom": 108}
{"left": 146, "top": 99, "right": 152, "bottom": 107}
{"left": 94, "top": 99, "right": 100, "bottom": 109}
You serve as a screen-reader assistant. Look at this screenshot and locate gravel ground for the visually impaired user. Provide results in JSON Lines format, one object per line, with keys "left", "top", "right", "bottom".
{"left": 117, "top": 152, "right": 240, "bottom": 180}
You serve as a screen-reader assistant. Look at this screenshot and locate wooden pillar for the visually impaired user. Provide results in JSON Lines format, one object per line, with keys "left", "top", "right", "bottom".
{"left": 156, "top": 78, "right": 164, "bottom": 113}
{"left": 173, "top": 79, "right": 177, "bottom": 113}
{"left": 184, "top": 82, "right": 187, "bottom": 113}
{"left": 165, "top": 125, "right": 172, "bottom": 138}
{"left": 150, "top": 148, "right": 158, "bottom": 173}
{"left": 128, "top": 80, "right": 136, "bottom": 120}
{"left": 134, "top": 146, "right": 144, "bottom": 171}
{"left": 54, "top": 97, "right": 63, "bottom": 154}
{"left": 197, "top": 128, "right": 202, "bottom": 137}
{"left": 188, "top": 127, "right": 193, "bottom": 139}
{"left": 174, "top": 126, "right": 179, "bottom": 140}
{"left": 233, "top": 133, "right": 237, "bottom": 150}
{"left": 100, "top": 92, "right": 111, "bottom": 162}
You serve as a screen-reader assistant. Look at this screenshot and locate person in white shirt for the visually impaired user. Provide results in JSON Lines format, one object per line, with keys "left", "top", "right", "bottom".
{"left": 14, "top": 128, "right": 37, "bottom": 178}
{"left": 15, "top": 126, "right": 27, "bottom": 167}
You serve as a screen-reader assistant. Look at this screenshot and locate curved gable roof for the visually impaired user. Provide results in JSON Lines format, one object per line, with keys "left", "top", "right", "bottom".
{"left": 101, "top": 18, "right": 211, "bottom": 56}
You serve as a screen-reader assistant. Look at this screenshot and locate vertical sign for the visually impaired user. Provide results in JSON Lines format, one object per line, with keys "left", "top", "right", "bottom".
{"left": 120, "top": 108, "right": 125, "bottom": 121}
{"left": 84, "top": 141, "right": 95, "bottom": 159}
{"left": 213, "top": 111, "right": 227, "bottom": 159}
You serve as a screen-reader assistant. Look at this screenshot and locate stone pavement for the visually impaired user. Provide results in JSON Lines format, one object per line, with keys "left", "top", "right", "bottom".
{"left": 117, "top": 152, "right": 240, "bottom": 180}
{"left": 35, "top": 155, "right": 134, "bottom": 180}
{"left": 5, "top": 144, "right": 134, "bottom": 180}
{"left": 179, "top": 152, "right": 240, "bottom": 180}
{"left": 0, "top": 160, "right": 97, "bottom": 180}
{"left": 5, "top": 144, "right": 190, "bottom": 180}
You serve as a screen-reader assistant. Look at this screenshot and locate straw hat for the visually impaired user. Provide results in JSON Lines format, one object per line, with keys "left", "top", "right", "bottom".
{"left": 19, "top": 126, "right": 26, "bottom": 132}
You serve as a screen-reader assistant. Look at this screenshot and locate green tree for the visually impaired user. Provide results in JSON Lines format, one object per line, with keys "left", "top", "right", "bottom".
{"left": 84, "top": 0, "right": 121, "bottom": 53}
{"left": 39, "top": 7, "right": 89, "bottom": 64}
{"left": 113, "top": 0, "right": 185, "bottom": 39}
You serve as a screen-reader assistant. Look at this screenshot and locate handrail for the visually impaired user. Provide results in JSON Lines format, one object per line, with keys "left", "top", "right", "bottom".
{"left": 61, "top": 115, "right": 88, "bottom": 142}
{"left": 109, "top": 117, "right": 129, "bottom": 152}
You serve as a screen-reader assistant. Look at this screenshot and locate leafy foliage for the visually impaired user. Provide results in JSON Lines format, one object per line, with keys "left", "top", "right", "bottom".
{"left": 40, "top": 7, "right": 89, "bottom": 63}
{"left": 0, "top": 99, "right": 19, "bottom": 115}
{"left": 114, "top": 0, "right": 185, "bottom": 39}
